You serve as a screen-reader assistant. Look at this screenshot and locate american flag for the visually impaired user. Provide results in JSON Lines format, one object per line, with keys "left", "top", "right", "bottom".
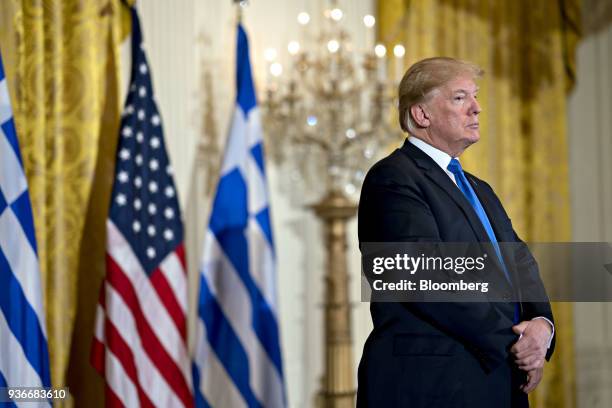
{"left": 91, "top": 8, "right": 193, "bottom": 408}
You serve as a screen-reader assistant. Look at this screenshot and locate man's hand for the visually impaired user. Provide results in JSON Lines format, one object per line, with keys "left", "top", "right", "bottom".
{"left": 510, "top": 319, "right": 551, "bottom": 371}
{"left": 520, "top": 367, "right": 543, "bottom": 394}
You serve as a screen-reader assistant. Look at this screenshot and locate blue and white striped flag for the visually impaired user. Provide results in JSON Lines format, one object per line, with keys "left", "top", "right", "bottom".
{"left": 0, "top": 50, "right": 51, "bottom": 403}
{"left": 192, "top": 25, "right": 285, "bottom": 408}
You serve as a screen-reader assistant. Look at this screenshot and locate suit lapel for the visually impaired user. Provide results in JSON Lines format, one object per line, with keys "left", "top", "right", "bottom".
{"left": 424, "top": 168, "right": 510, "bottom": 282}
{"left": 424, "top": 170, "right": 490, "bottom": 239}
{"left": 466, "top": 175, "right": 505, "bottom": 239}
{"left": 402, "top": 141, "right": 490, "bottom": 242}
{"left": 467, "top": 175, "right": 521, "bottom": 289}
{"left": 401, "top": 141, "right": 511, "bottom": 288}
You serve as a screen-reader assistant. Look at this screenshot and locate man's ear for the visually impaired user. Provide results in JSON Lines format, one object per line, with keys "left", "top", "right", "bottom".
{"left": 410, "top": 104, "right": 430, "bottom": 128}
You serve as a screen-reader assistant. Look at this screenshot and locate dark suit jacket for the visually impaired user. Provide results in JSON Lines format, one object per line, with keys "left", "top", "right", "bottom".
{"left": 356, "top": 139, "right": 555, "bottom": 408}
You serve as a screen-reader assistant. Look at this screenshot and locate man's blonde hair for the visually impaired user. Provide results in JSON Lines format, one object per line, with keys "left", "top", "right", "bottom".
{"left": 398, "top": 57, "right": 484, "bottom": 133}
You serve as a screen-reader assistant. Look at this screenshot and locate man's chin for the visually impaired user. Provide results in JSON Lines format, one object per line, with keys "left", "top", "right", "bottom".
{"left": 465, "top": 133, "right": 480, "bottom": 146}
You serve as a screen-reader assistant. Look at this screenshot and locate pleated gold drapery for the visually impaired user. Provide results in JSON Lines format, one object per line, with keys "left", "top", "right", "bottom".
{"left": 378, "top": 0, "right": 580, "bottom": 407}
{"left": 0, "top": 1, "right": 131, "bottom": 405}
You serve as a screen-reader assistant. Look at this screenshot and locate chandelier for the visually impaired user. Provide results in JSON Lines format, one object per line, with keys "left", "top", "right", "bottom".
{"left": 261, "top": 0, "right": 404, "bottom": 200}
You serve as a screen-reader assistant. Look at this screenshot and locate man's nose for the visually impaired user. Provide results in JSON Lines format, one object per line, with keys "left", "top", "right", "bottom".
{"left": 471, "top": 97, "right": 482, "bottom": 115}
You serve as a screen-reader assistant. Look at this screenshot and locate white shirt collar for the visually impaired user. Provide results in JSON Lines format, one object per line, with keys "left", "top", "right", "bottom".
{"left": 408, "top": 136, "right": 454, "bottom": 170}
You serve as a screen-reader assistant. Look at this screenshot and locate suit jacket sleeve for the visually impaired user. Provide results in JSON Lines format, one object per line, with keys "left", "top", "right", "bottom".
{"left": 513, "top": 232, "right": 556, "bottom": 360}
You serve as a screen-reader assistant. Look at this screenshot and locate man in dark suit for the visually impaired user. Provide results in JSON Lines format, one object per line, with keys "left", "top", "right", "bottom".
{"left": 356, "top": 57, "right": 555, "bottom": 407}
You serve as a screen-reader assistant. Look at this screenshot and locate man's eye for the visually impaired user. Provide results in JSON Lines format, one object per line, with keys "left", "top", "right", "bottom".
{"left": 454, "top": 96, "right": 464, "bottom": 101}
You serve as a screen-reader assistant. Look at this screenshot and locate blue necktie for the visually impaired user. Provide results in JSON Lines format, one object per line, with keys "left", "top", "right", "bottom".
{"left": 447, "top": 159, "right": 519, "bottom": 323}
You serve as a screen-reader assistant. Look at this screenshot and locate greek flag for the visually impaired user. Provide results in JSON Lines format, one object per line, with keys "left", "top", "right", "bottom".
{"left": 0, "top": 50, "right": 51, "bottom": 403}
{"left": 192, "top": 25, "right": 285, "bottom": 408}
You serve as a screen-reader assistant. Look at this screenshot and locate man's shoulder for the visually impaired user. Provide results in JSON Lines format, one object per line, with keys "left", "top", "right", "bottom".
{"left": 364, "top": 145, "right": 420, "bottom": 182}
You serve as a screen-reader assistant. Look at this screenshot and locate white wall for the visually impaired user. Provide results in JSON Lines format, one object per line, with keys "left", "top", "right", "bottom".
{"left": 568, "top": 11, "right": 612, "bottom": 408}
{"left": 135, "top": 1, "right": 374, "bottom": 407}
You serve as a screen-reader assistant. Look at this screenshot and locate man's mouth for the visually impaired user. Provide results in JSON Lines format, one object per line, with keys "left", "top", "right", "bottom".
{"left": 467, "top": 123, "right": 479, "bottom": 129}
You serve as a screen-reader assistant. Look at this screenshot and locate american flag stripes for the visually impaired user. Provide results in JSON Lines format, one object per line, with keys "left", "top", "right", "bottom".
{"left": 191, "top": 25, "right": 286, "bottom": 408}
{"left": 0, "top": 47, "right": 51, "bottom": 408}
{"left": 91, "top": 8, "right": 192, "bottom": 407}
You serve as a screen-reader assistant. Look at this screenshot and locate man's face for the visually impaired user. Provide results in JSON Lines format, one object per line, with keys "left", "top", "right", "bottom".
{"left": 424, "top": 75, "right": 481, "bottom": 156}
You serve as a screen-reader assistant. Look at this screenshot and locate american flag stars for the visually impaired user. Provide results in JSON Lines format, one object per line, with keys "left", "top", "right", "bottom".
{"left": 107, "top": 39, "right": 183, "bottom": 273}
{"left": 116, "top": 193, "right": 127, "bottom": 206}
{"left": 117, "top": 171, "right": 129, "bottom": 183}
{"left": 119, "top": 148, "right": 130, "bottom": 160}
{"left": 149, "top": 158, "right": 159, "bottom": 171}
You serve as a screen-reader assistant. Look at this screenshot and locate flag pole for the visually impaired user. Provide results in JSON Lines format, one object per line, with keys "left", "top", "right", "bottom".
{"left": 233, "top": 0, "right": 245, "bottom": 23}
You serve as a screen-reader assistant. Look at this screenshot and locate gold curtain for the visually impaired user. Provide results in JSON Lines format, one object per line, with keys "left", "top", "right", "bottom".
{"left": 0, "top": 0, "right": 131, "bottom": 405}
{"left": 378, "top": 0, "right": 579, "bottom": 406}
